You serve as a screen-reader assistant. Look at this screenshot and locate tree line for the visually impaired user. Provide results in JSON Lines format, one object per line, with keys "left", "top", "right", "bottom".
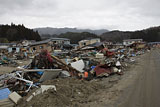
{"left": 101, "top": 26, "right": 160, "bottom": 43}
{"left": 41, "top": 32, "right": 101, "bottom": 44}
{"left": 0, "top": 23, "right": 41, "bottom": 43}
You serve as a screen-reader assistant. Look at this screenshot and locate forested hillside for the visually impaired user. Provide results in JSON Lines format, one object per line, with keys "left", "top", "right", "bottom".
{"left": 58, "top": 32, "right": 101, "bottom": 44}
{"left": 101, "top": 26, "right": 160, "bottom": 42}
{"left": 0, "top": 24, "right": 41, "bottom": 43}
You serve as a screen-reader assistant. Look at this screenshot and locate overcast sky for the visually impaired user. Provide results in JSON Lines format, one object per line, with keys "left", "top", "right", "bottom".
{"left": 0, "top": 0, "right": 160, "bottom": 31}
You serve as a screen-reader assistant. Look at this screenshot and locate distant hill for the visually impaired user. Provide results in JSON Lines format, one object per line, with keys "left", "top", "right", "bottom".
{"left": 58, "top": 32, "right": 101, "bottom": 44}
{"left": 34, "top": 27, "right": 109, "bottom": 35}
{"left": 100, "top": 31, "right": 132, "bottom": 42}
{"left": 35, "top": 26, "right": 160, "bottom": 43}
{"left": 0, "top": 24, "right": 41, "bottom": 42}
{"left": 2, "top": 24, "right": 159, "bottom": 43}
{"left": 101, "top": 26, "right": 160, "bottom": 42}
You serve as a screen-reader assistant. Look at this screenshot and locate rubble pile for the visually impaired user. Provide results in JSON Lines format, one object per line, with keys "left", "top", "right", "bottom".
{"left": 0, "top": 55, "right": 18, "bottom": 67}
{"left": 0, "top": 40, "right": 151, "bottom": 107}
{"left": 30, "top": 50, "right": 56, "bottom": 69}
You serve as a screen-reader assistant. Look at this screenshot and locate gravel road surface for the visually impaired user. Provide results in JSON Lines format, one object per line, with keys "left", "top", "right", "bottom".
{"left": 117, "top": 49, "right": 160, "bottom": 107}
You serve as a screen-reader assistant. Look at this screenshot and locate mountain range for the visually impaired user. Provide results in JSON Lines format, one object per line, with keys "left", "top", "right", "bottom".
{"left": 34, "top": 27, "right": 109, "bottom": 35}
{"left": 34, "top": 26, "right": 160, "bottom": 43}
{"left": 1, "top": 24, "right": 160, "bottom": 44}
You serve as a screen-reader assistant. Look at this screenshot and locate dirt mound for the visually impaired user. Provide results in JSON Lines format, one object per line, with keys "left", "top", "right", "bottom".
{"left": 18, "top": 78, "right": 105, "bottom": 107}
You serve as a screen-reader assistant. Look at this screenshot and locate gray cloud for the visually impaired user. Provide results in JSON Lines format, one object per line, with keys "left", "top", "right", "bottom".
{"left": 0, "top": 0, "right": 31, "bottom": 12}
{"left": 0, "top": 0, "right": 159, "bottom": 31}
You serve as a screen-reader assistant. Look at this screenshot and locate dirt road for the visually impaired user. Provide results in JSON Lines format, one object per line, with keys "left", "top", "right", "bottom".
{"left": 116, "top": 49, "right": 160, "bottom": 107}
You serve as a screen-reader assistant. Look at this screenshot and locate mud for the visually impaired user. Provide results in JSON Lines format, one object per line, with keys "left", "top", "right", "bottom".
{"left": 18, "top": 78, "right": 102, "bottom": 107}
{"left": 17, "top": 72, "right": 128, "bottom": 107}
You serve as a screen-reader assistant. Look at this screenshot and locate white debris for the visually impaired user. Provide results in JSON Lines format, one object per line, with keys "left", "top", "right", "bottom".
{"left": 71, "top": 60, "right": 85, "bottom": 72}
{"left": 9, "top": 92, "right": 22, "bottom": 104}
{"left": 116, "top": 61, "right": 121, "bottom": 66}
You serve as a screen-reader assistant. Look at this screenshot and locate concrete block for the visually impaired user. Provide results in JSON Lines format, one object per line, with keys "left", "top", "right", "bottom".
{"left": 41, "top": 85, "right": 56, "bottom": 93}
{"left": 26, "top": 88, "right": 42, "bottom": 102}
{"left": 9, "top": 92, "right": 22, "bottom": 104}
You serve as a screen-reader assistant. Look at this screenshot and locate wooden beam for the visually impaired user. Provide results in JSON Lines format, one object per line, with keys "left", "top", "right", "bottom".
{"left": 51, "top": 55, "right": 81, "bottom": 77}
{"left": 51, "top": 55, "right": 80, "bottom": 72}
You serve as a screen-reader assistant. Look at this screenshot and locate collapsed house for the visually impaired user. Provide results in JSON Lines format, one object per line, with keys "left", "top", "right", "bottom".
{"left": 29, "top": 38, "right": 71, "bottom": 53}
{"left": 123, "top": 39, "right": 143, "bottom": 46}
{"left": 78, "top": 38, "right": 100, "bottom": 48}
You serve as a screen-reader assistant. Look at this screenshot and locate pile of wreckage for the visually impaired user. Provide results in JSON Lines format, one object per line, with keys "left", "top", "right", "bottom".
{"left": 0, "top": 55, "right": 18, "bottom": 67}
{"left": 0, "top": 44, "right": 150, "bottom": 106}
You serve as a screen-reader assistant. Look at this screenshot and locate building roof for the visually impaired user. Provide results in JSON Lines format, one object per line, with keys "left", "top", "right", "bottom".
{"left": 78, "top": 40, "right": 89, "bottom": 43}
{"left": 30, "top": 39, "right": 50, "bottom": 46}
{"left": 0, "top": 43, "right": 16, "bottom": 46}
{"left": 30, "top": 38, "right": 70, "bottom": 46}
{"left": 79, "top": 38, "right": 100, "bottom": 43}
{"left": 0, "top": 46, "right": 8, "bottom": 49}
{"left": 123, "top": 39, "right": 143, "bottom": 42}
{"left": 85, "top": 38, "right": 100, "bottom": 40}
{"left": 50, "top": 38, "right": 70, "bottom": 41}
{"left": 113, "top": 43, "right": 124, "bottom": 46}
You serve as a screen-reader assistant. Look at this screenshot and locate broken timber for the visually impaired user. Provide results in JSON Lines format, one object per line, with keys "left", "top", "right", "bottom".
{"left": 51, "top": 55, "right": 81, "bottom": 76}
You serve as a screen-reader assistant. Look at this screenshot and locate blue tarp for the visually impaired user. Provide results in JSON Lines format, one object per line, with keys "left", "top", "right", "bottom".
{"left": 37, "top": 71, "right": 44, "bottom": 75}
{"left": 91, "top": 66, "right": 96, "bottom": 69}
{"left": 0, "top": 88, "right": 11, "bottom": 100}
{"left": 34, "top": 68, "right": 44, "bottom": 75}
